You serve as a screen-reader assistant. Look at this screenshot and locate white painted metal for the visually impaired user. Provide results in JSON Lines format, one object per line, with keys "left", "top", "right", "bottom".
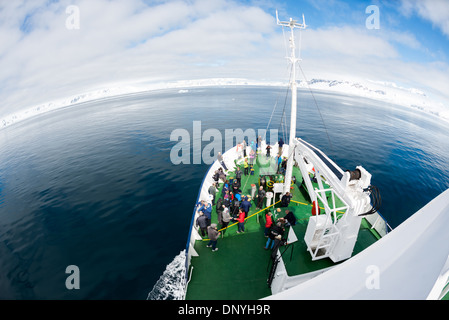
{"left": 291, "top": 138, "right": 373, "bottom": 262}
{"left": 276, "top": 11, "right": 306, "bottom": 195}
{"left": 265, "top": 188, "right": 449, "bottom": 300}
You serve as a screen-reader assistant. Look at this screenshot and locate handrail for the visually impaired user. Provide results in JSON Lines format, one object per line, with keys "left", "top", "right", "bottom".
{"left": 201, "top": 200, "right": 282, "bottom": 241}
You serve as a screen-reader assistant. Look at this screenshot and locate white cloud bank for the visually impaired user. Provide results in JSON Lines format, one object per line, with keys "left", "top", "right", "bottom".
{"left": 0, "top": 0, "right": 448, "bottom": 128}
{"left": 2, "top": 76, "right": 448, "bottom": 130}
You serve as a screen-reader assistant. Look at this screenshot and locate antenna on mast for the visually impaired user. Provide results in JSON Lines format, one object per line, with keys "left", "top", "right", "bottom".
{"left": 276, "top": 10, "right": 307, "bottom": 195}
{"left": 276, "top": 10, "right": 307, "bottom": 30}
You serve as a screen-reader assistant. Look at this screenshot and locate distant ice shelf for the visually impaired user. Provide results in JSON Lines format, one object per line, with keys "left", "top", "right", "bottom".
{"left": 1, "top": 77, "right": 448, "bottom": 130}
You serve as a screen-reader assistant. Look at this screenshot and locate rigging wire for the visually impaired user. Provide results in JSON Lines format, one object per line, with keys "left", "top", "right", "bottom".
{"left": 277, "top": 64, "right": 293, "bottom": 144}
{"left": 264, "top": 24, "right": 292, "bottom": 144}
{"left": 297, "top": 63, "right": 335, "bottom": 154}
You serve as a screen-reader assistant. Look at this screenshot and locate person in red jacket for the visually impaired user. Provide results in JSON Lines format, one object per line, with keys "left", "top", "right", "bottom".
{"left": 264, "top": 211, "right": 273, "bottom": 237}
{"left": 235, "top": 209, "right": 246, "bottom": 233}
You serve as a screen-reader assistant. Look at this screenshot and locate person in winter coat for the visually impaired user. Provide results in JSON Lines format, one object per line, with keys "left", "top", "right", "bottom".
{"left": 284, "top": 209, "right": 297, "bottom": 226}
{"left": 207, "top": 223, "right": 220, "bottom": 251}
{"left": 281, "top": 192, "right": 292, "bottom": 207}
{"left": 255, "top": 186, "right": 266, "bottom": 209}
{"left": 243, "top": 158, "right": 249, "bottom": 176}
{"left": 278, "top": 138, "right": 284, "bottom": 156}
{"left": 234, "top": 209, "right": 246, "bottom": 233}
{"left": 264, "top": 211, "right": 273, "bottom": 237}
{"left": 249, "top": 149, "right": 255, "bottom": 166}
{"left": 265, "top": 223, "right": 285, "bottom": 250}
{"left": 240, "top": 196, "right": 252, "bottom": 218}
{"left": 271, "top": 235, "right": 287, "bottom": 260}
{"left": 232, "top": 178, "right": 241, "bottom": 194}
{"left": 212, "top": 170, "right": 220, "bottom": 183}
{"left": 218, "top": 167, "right": 226, "bottom": 182}
{"left": 208, "top": 182, "right": 217, "bottom": 205}
{"left": 217, "top": 152, "right": 228, "bottom": 171}
{"left": 221, "top": 206, "right": 231, "bottom": 236}
{"left": 230, "top": 197, "right": 240, "bottom": 218}
{"left": 222, "top": 180, "right": 229, "bottom": 196}
{"left": 276, "top": 156, "right": 283, "bottom": 174}
{"left": 199, "top": 201, "right": 212, "bottom": 226}
{"left": 242, "top": 140, "right": 247, "bottom": 157}
{"left": 196, "top": 212, "right": 208, "bottom": 237}
{"left": 266, "top": 144, "right": 272, "bottom": 158}
{"left": 235, "top": 167, "right": 243, "bottom": 185}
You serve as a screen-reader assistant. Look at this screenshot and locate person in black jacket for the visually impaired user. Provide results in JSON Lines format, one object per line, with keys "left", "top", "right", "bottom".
{"left": 278, "top": 138, "right": 284, "bottom": 157}
{"left": 266, "top": 144, "right": 272, "bottom": 158}
{"left": 232, "top": 178, "right": 240, "bottom": 195}
{"left": 255, "top": 186, "right": 266, "bottom": 209}
{"left": 196, "top": 212, "right": 208, "bottom": 237}
{"left": 284, "top": 209, "right": 297, "bottom": 226}
{"left": 264, "top": 223, "right": 285, "bottom": 250}
{"left": 235, "top": 167, "right": 243, "bottom": 185}
{"left": 281, "top": 192, "right": 292, "bottom": 207}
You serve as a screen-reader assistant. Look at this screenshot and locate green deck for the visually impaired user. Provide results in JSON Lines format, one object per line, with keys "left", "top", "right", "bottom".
{"left": 185, "top": 155, "right": 380, "bottom": 300}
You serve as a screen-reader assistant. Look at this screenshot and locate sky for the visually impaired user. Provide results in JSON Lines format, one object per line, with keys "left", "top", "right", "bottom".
{"left": 1, "top": 0, "right": 449, "bottom": 119}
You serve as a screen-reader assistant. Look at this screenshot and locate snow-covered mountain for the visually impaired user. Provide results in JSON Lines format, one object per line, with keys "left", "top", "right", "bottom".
{"left": 301, "top": 78, "right": 449, "bottom": 122}
{"left": 1, "top": 77, "right": 448, "bottom": 129}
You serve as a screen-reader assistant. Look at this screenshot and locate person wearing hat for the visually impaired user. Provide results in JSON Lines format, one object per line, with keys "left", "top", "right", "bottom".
{"left": 206, "top": 223, "right": 221, "bottom": 252}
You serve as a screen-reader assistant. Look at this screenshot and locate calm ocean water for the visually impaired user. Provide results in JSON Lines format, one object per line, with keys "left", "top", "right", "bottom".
{"left": 0, "top": 86, "right": 448, "bottom": 299}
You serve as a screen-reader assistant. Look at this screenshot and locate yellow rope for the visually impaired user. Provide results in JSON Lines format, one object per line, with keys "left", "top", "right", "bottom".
{"left": 201, "top": 200, "right": 282, "bottom": 241}
{"left": 202, "top": 197, "right": 347, "bottom": 241}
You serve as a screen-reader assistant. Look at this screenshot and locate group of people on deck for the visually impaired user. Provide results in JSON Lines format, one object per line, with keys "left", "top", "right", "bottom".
{"left": 264, "top": 208, "right": 297, "bottom": 251}
{"left": 196, "top": 137, "right": 297, "bottom": 253}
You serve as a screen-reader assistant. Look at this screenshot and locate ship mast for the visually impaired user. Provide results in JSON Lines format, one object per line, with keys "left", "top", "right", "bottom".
{"left": 276, "top": 11, "right": 307, "bottom": 194}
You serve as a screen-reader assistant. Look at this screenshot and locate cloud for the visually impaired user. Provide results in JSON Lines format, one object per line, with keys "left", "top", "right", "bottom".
{"left": 0, "top": 0, "right": 448, "bottom": 121}
{"left": 400, "top": 0, "right": 449, "bottom": 38}
{"left": 0, "top": 0, "right": 282, "bottom": 117}
{"left": 303, "top": 26, "right": 399, "bottom": 59}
